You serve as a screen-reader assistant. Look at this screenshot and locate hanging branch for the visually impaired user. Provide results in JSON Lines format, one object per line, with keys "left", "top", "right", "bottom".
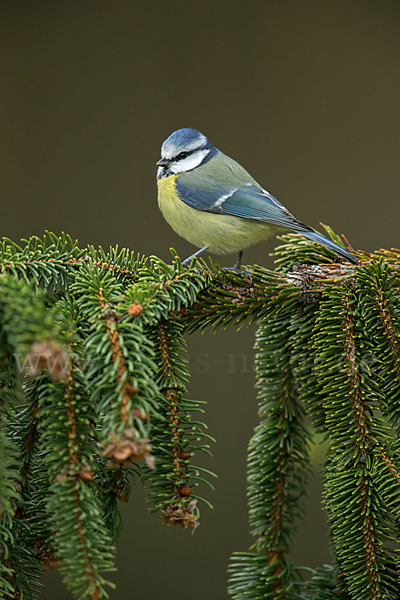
{"left": 37, "top": 374, "right": 115, "bottom": 599}
{"left": 0, "top": 273, "right": 66, "bottom": 598}
{"left": 228, "top": 309, "right": 311, "bottom": 600}
{"left": 71, "top": 264, "right": 158, "bottom": 462}
{"left": 355, "top": 261, "right": 400, "bottom": 430}
{"left": 312, "top": 285, "right": 398, "bottom": 599}
{"left": 144, "top": 319, "right": 215, "bottom": 531}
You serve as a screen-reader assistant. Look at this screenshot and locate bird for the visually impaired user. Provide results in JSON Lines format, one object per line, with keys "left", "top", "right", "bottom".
{"left": 156, "top": 128, "right": 358, "bottom": 277}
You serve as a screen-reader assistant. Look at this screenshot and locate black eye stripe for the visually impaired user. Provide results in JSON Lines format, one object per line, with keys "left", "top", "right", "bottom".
{"left": 176, "top": 150, "right": 191, "bottom": 161}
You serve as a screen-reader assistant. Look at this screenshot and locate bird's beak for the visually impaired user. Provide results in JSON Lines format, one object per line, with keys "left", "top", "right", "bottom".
{"left": 156, "top": 158, "right": 170, "bottom": 167}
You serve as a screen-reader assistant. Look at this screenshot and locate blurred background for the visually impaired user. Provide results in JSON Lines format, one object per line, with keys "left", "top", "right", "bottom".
{"left": 1, "top": 1, "right": 400, "bottom": 598}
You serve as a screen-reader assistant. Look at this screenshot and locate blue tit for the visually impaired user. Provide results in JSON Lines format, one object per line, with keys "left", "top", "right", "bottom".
{"left": 156, "top": 128, "right": 358, "bottom": 274}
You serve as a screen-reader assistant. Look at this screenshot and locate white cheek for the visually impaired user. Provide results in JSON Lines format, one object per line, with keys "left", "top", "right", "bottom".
{"left": 170, "top": 149, "right": 210, "bottom": 173}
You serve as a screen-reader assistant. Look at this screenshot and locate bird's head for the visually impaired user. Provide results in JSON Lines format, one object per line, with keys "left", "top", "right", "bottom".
{"left": 156, "top": 128, "right": 216, "bottom": 179}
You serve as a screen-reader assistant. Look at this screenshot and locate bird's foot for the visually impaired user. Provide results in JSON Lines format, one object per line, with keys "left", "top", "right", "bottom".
{"left": 223, "top": 265, "right": 253, "bottom": 286}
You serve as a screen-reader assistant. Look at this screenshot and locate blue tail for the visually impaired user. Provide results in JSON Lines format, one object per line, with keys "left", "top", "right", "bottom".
{"left": 302, "top": 231, "right": 358, "bottom": 264}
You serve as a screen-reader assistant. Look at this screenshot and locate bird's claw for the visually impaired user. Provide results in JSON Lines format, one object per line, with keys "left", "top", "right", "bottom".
{"left": 182, "top": 257, "right": 203, "bottom": 274}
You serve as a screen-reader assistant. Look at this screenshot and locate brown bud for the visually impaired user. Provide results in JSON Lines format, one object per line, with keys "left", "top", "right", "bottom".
{"left": 132, "top": 407, "right": 150, "bottom": 421}
{"left": 128, "top": 302, "right": 143, "bottom": 317}
{"left": 178, "top": 452, "right": 190, "bottom": 460}
{"left": 125, "top": 384, "right": 139, "bottom": 396}
{"left": 178, "top": 486, "right": 191, "bottom": 497}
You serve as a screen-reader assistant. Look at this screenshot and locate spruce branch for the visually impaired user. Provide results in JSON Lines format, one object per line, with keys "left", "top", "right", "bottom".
{"left": 36, "top": 331, "right": 116, "bottom": 599}
{"left": 312, "top": 287, "right": 397, "bottom": 599}
{"left": 1, "top": 228, "right": 400, "bottom": 600}
{"left": 145, "top": 320, "right": 215, "bottom": 531}
{"left": 355, "top": 261, "right": 400, "bottom": 431}
{"left": 0, "top": 387, "right": 48, "bottom": 599}
{"left": 0, "top": 232, "right": 143, "bottom": 291}
{"left": 228, "top": 311, "right": 311, "bottom": 600}
{"left": 71, "top": 264, "right": 157, "bottom": 453}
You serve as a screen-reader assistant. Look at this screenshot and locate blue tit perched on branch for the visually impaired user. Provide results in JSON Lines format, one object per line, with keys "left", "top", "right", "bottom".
{"left": 156, "top": 128, "right": 358, "bottom": 274}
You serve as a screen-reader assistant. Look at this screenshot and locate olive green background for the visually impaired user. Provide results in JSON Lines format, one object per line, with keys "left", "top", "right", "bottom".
{"left": 2, "top": 1, "right": 400, "bottom": 598}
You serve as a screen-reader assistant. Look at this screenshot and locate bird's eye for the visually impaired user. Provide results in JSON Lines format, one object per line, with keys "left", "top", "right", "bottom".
{"left": 176, "top": 151, "right": 189, "bottom": 161}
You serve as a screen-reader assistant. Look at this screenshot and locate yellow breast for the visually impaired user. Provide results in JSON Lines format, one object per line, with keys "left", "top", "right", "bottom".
{"left": 157, "top": 174, "right": 277, "bottom": 255}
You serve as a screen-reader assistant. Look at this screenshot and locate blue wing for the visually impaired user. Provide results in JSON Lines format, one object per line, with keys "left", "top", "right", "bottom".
{"left": 175, "top": 180, "right": 311, "bottom": 232}
{"left": 175, "top": 180, "right": 358, "bottom": 264}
